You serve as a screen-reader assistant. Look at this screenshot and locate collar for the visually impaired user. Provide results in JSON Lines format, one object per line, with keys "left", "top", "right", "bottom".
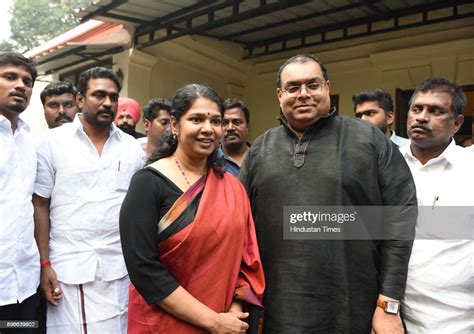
{"left": 389, "top": 131, "right": 397, "bottom": 140}
{"left": 400, "top": 139, "right": 464, "bottom": 166}
{"left": 74, "top": 113, "right": 121, "bottom": 140}
{"left": 0, "top": 114, "right": 30, "bottom": 133}
{"left": 278, "top": 113, "right": 332, "bottom": 140}
{"left": 278, "top": 114, "right": 333, "bottom": 168}
{"left": 218, "top": 142, "right": 251, "bottom": 159}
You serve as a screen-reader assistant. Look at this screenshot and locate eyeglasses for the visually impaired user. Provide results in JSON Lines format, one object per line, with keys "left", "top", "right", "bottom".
{"left": 280, "top": 81, "right": 327, "bottom": 97}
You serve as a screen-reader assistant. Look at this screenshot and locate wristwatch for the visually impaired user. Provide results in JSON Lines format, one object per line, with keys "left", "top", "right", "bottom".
{"left": 376, "top": 298, "right": 400, "bottom": 314}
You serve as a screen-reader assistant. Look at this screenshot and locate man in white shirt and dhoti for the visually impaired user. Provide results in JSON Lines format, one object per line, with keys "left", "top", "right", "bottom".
{"left": 33, "top": 67, "right": 143, "bottom": 333}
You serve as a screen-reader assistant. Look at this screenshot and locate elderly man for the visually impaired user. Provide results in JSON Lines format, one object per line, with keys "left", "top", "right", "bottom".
{"left": 33, "top": 67, "right": 144, "bottom": 333}
{"left": 40, "top": 81, "right": 79, "bottom": 129}
{"left": 114, "top": 97, "right": 146, "bottom": 138}
{"left": 400, "top": 77, "right": 473, "bottom": 333}
{"left": 239, "top": 54, "right": 417, "bottom": 333}
{"left": 219, "top": 99, "right": 251, "bottom": 175}
{"left": 353, "top": 88, "right": 410, "bottom": 146}
{"left": 0, "top": 51, "right": 39, "bottom": 332}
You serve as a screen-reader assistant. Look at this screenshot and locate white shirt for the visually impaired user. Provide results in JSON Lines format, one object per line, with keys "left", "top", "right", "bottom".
{"left": 390, "top": 131, "right": 410, "bottom": 147}
{"left": 0, "top": 115, "right": 40, "bottom": 305}
{"left": 136, "top": 136, "right": 147, "bottom": 152}
{"left": 34, "top": 115, "right": 144, "bottom": 284}
{"left": 400, "top": 140, "right": 474, "bottom": 333}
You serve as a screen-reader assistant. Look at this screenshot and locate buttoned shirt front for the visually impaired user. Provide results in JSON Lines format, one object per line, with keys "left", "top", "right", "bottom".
{"left": 400, "top": 140, "right": 474, "bottom": 333}
{"left": 34, "top": 115, "right": 144, "bottom": 284}
{"left": 0, "top": 115, "right": 39, "bottom": 305}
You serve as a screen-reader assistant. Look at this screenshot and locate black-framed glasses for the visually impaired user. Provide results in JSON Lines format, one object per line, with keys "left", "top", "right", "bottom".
{"left": 280, "top": 81, "right": 327, "bottom": 97}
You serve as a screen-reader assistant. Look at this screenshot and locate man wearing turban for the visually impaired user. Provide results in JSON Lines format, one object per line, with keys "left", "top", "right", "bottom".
{"left": 114, "top": 97, "right": 146, "bottom": 138}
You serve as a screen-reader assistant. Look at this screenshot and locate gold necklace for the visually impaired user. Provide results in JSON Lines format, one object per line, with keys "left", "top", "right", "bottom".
{"left": 174, "top": 154, "right": 191, "bottom": 187}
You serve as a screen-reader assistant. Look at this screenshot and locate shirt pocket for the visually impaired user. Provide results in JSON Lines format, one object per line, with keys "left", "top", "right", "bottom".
{"left": 113, "top": 160, "right": 136, "bottom": 192}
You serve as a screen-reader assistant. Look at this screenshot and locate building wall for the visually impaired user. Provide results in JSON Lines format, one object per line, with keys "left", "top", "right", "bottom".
{"left": 245, "top": 22, "right": 474, "bottom": 140}
{"left": 133, "top": 19, "right": 473, "bottom": 141}
{"left": 26, "top": 10, "right": 474, "bottom": 141}
{"left": 122, "top": 35, "right": 251, "bottom": 134}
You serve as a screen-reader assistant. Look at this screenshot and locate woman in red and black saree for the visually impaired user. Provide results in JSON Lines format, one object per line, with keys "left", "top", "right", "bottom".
{"left": 119, "top": 84, "right": 265, "bottom": 334}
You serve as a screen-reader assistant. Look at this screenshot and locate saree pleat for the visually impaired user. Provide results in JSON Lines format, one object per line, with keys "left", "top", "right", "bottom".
{"left": 128, "top": 168, "right": 264, "bottom": 333}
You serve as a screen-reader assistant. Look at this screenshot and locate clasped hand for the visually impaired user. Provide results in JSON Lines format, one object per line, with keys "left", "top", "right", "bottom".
{"left": 209, "top": 311, "right": 249, "bottom": 334}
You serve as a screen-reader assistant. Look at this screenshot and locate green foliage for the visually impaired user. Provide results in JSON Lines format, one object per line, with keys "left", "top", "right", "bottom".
{"left": 2, "top": 0, "right": 93, "bottom": 53}
{"left": 0, "top": 40, "right": 15, "bottom": 52}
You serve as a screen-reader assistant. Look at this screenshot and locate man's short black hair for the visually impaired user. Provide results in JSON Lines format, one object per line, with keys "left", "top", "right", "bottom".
{"left": 0, "top": 51, "right": 37, "bottom": 85}
{"left": 223, "top": 99, "right": 250, "bottom": 124}
{"left": 40, "top": 81, "right": 77, "bottom": 105}
{"left": 276, "top": 54, "right": 328, "bottom": 88}
{"left": 143, "top": 98, "right": 171, "bottom": 121}
{"left": 352, "top": 88, "right": 393, "bottom": 114}
{"left": 76, "top": 67, "right": 121, "bottom": 95}
{"left": 409, "top": 77, "right": 466, "bottom": 117}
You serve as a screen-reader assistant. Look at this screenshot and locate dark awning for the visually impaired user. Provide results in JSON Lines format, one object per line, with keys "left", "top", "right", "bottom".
{"left": 78, "top": 0, "right": 474, "bottom": 59}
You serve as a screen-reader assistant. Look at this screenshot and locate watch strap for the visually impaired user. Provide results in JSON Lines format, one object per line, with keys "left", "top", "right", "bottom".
{"left": 376, "top": 299, "right": 387, "bottom": 309}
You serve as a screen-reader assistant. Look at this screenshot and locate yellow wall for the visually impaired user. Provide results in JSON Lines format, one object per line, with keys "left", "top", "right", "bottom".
{"left": 118, "top": 36, "right": 251, "bottom": 133}
{"left": 244, "top": 21, "right": 474, "bottom": 139}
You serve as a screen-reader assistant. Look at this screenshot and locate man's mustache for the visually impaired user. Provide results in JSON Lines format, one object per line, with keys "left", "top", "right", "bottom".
{"left": 55, "top": 115, "right": 73, "bottom": 123}
{"left": 224, "top": 131, "right": 240, "bottom": 139}
{"left": 9, "top": 91, "right": 28, "bottom": 100}
{"left": 98, "top": 108, "right": 114, "bottom": 117}
{"left": 411, "top": 124, "right": 431, "bottom": 132}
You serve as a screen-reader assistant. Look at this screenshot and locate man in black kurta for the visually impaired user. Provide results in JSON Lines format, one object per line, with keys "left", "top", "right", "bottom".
{"left": 239, "top": 54, "right": 417, "bottom": 333}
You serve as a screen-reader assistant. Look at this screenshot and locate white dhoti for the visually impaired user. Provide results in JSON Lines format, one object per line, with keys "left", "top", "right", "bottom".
{"left": 47, "top": 276, "right": 129, "bottom": 334}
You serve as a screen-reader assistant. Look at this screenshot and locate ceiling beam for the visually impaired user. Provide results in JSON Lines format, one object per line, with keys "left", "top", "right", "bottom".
{"left": 220, "top": 1, "right": 381, "bottom": 40}
{"left": 246, "top": 0, "right": 461, "bottom": 49}
{"left": 44, "top": 46, "right": 125, "bottom": 75}
{"left": 135, "top": 0, "right": 220, "bottom": 34}
{"left": 81, "top": 0, "right": 129, "bottom": 23}
{"left": 36, "top": 46, "right": 86, "bottom": 65}
{"left": 135, "top": 0, "right": 311, "bottom": 49}
{"left": 244, "top": 1, "right": 473, "bottom": 58}
{"left": 98, "top": 12, "right": 149, "bottom": 25}
{"left": 135, "top": 0, "right": 239, "bottom": 37}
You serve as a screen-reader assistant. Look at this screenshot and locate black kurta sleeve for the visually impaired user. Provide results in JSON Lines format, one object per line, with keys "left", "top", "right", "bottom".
{"left": 376, "top": 140, "right": 418, "bottom": 300}
{"left": 119, "top": 168, "right": 181, "bottom": 304}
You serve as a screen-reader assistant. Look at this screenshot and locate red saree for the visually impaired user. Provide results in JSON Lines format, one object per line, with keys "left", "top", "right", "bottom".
{"left": 128, "top": 168, "right": 265, "bottom": 333}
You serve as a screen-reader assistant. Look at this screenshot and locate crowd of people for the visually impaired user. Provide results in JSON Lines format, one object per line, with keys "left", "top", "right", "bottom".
{"left": 0, "top": 50, "right": 472, "bottom": 334}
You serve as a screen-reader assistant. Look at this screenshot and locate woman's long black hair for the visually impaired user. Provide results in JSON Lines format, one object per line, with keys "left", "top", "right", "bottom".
{"left": 147, "top": 83, "right": 225, "bottom": 175}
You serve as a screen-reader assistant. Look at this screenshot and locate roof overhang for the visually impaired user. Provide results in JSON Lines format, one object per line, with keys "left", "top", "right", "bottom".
{"left": 25, "top": 20, "right": 130, "bottom": 75}
{"left": 77, "top": 0, "right": 474, "bottom": 59}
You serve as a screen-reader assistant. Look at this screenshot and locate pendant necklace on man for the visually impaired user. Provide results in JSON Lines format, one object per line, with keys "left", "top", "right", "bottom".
{"left": 174, "top": 154, "right": 191, "bottom": 187}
